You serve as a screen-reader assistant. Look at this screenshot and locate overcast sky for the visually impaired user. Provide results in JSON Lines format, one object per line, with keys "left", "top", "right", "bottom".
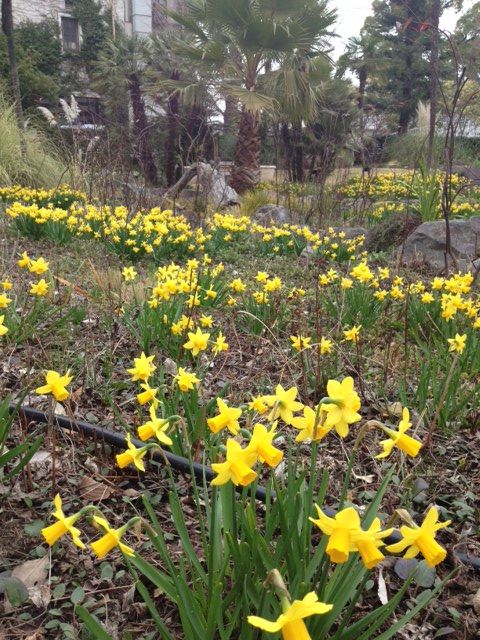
{"left": 332, "top": 0, "right": 476, "bottom": 59}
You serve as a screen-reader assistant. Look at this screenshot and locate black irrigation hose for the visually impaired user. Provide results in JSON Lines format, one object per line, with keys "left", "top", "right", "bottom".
{"left": 10, "top": 404, "right": 479, "bottom": 570}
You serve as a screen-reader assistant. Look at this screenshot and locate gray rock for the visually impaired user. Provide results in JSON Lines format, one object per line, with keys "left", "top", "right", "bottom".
{"left": 253, "top": 204, "right": 292, "bottom": 225}
{"left": 196, "top": 162, "right": 240, "bottom": 208}
{"left": 326, "top": 226, "right": 367, "bottom": 240}
{"left": 401, "top": 217, "right": 480, "bottom": 272}
{"left": 366, "top": 213, "right": 421, "bottom": 252}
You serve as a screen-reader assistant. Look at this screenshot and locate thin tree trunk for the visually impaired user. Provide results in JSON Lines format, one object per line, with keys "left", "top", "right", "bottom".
{"left": 281, "top": 123, "right": 293, "bottom": 181}
{"left": 165, "top": 73, "right": 180, "bottom": 187}
{"left": 230, "top": 107, "right": 260, "bottom": 193}
{"left": 292, "top": 121, "right": 304, "bottom": 183}
{"left": 128, "top": 72, "right": 157, "bottom": 185}
{"left": 1, "top": 0, "right": 26, "bottom": 159}
{"left": 427, "top": 0, "right": 441, "bottom": 168}
{"left": 398, "top": 0, "right": 414, "bottom": 135}
{"left": 358, "top": 66, "right": 367, "bottom": 110}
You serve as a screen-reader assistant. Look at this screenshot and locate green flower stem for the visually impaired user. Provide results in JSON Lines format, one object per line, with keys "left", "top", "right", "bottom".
{"left": 208, "top": 486, "right": 218, "bottom": 599}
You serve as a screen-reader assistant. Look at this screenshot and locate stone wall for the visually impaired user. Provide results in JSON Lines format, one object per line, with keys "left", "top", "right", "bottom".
{"left": 9, "top": 0, "right": 129, "bottom": 28}
{"left": 11, "top": 0, "right": 65, "bottom": 24}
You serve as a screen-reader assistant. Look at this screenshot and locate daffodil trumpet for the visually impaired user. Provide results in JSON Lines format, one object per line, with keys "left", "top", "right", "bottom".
{"left": 90, "top": 516, "right": 141, "bottom": 559}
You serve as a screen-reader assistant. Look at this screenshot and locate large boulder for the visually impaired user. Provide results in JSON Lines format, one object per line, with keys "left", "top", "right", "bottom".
{"left": 253, "top": 204, "right": 292, "bottom": 225}
{"left": 366, "top": 213, "right": 421, "bottom": 253}
{"left": 196, "top": 162, "right": 240, "bottom": 208}
{"left": 401, "top": 217, "right": 480, "bottom": 272}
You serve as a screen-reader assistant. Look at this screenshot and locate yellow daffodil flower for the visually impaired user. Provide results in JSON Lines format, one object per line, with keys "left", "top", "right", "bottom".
{"left": 116, "top": 434, "right": 149, "bottom": 471}
{"left": 136, "top": 382, "right": 159, "bottom": 407}
{"left": 41, "top": 494, "right": 85, "bottom": 549}
{"left": 0, "top": 293, "right": 12, "bottom": 308}
{"left": 90, "top": 516, "right": 136, "bottom": 559}
{"left": 29, "top": 279, "right": 49, "bottom": 296}
{"left": 183, "top": 327, "right": 210, "bottom": 356}
{"left": 18, "top": 251, "right": 31, "bottom": 268}
{"left": 343, "top": 325, "right": 362, "bottom": 343}
{"left": 207, "top": 398, "right": 242, "bottom": 435}
{"left": 211, "top": 439, "right": 257, "bottom": 487}
{"left": 248, "top": 591, "right": 332, "bottom": 639}
{"left": 321, "top": 377, "right": 361, "bottom": 437}
{"left": 122, "top": 266, "right": 137, "bottom": 281}
{"left": 319, "top": 337, "right": 333, "bottom": 355}
{"left": 200, "top": 314, "right": 213, "bottom": 328}
{"left": 175, "top": 367, "right": 200, "bottom": 392}
{"left": 376, "top": 408, "right": 422, "bottom": 459}
{"left": 137, "top": 406, "right": 173, "bottom": 446}
{"left": 212, "top": 332, "right": 229, "bottom": 354}
{"left": 127, "top": 352, "right": 156, "bottom": 382}
{"left": 36, "top": 369, "right": 73, "bottom": 402}
{"left": 447, "top": 333, "right": 466, "bottom": 354}
{"left": 291, "top": 406, "right": 330, "bottom": 443}
{"left": 290, "top": 335, "right": 312, "bottom": 351}
{"left": 246, "top": 424, "right": 283, "bottom": 468}
{"left": 2, "top": 279, "right": 12, "bottom": 291}
{"left": 0, "top": 315, "right": 8, "bottom": 336}
{"left": 421, "top": 292, "right": 435, "bottom": 304}
{"left": 263, "top": 385, "right": 303, "bottom": 425}
{"left": 386, "top": 507, "right": 451, "bottom": 568}
{"left": 310, "top": 505, "right": 393, "bottom": 569}
{"left": 248, "top": 396, "right": 269, "bottom": 415}
{"left": 28, "top": 257, "right": 49, "bottom": 275}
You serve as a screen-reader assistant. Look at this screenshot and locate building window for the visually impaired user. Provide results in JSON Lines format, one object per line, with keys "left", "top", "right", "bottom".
{"left": 76, "top": 96, "right": 103, "bottom": 126}
{"left": 61, "top": 16, "right": 80, "bottom": 51}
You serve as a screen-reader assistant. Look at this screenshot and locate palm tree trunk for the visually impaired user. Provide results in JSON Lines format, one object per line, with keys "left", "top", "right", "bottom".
{"left": 1, "top": 0, "right": 26, "bottom": 159}
{"left": 292, "top": 121, "right": 304, "bottom": 183}
{"left": 358, "top": 65, "right": 367, "bottom": 110}
{"left": 230, "top": 107, "right": 260, "bottom": 193}
{"left": 223, "top": 95, "right": 239, "bottom": 135}
{"left": 128, "top": 72, "right": 157, "bottom": 185}
{"left": 427, "top": 0, "right": 441, "bottom": 168}
{"left": 281, "top": 123, "right": 293, "bottom": 181}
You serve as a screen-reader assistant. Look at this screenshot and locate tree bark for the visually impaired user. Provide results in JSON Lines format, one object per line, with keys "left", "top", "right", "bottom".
{"left": 223, "top": 95, "right": 239, "bottom": 136}
{"left": 1, "top": 0, "right": 26, "bottom": 158}
{"left": 165, "top": 71, "right": 180, "bottom": 187}
{"left": 281, "top": 122, "right": 293, "bottom": 181}
{"left": 397, "top": 0, "right": 415, "bottom": 135}
{"left": 230, "top": 107, "right": 260, "bottom": 193}
{"left": 358, "top": 65, "right": 367, "bottom": 110}
{"left": 128, "top": 72, "right": 157, "bottom": 185}
{"left": 427, "top": 0, "right": 441, "bottom": 168}
{"left": 291, "top": 121, "right": 304, "bottom": 183}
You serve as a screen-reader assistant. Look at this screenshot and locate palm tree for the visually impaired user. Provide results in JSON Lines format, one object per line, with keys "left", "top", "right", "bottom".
{"left": 165, "top": 0, "right": 336, "bottom": 192}
{"left": 94, "top": 33, "right": 158, "bottom": 185}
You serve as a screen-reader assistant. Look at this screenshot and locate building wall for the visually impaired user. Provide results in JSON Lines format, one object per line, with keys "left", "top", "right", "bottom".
{"left": 11, "top": 0, "right": 65, "bottom": 24}
{"left": 8, "top": 0, "right": 184, "bottom": 33}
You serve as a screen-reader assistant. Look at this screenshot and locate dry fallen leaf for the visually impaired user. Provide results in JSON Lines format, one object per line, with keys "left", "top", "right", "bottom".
{"left": 352, "top": 470, "right": 375, "bottom": 483}
{"left": 377, "top": 567, "right": 389, "bottom": 605}
{"left": 29, "top": 584, "right": 51, "bottom": 609}
{"left": 78, "top": 476, "right": 115, "bottom": 502}
{"left": 12, "top": 557, "right": 49, "bottom": 589}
